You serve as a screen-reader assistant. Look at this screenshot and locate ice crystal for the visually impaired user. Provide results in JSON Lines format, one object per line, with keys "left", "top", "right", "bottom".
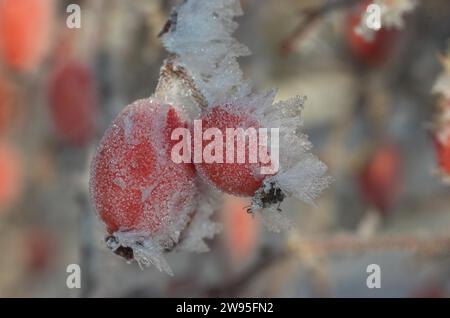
{"left": 177, "top": 185, "right": 223, "bottom": 253}
{"left": 160, "top": 0, "right": 251, "bottom": 108}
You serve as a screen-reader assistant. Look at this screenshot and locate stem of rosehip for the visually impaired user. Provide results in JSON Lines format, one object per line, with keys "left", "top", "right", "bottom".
{"left": 155, "top": 54, "right": 208, "bottom": 110}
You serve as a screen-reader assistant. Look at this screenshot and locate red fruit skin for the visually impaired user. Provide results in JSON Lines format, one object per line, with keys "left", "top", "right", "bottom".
{"left": 90, "top": 99, "right": 197, "bottom": 235}
{"left": 0, "top": 0, "right": 54, "bottom": 71}
{"left": 48, "top": 61, "right": 98, "bottom": 146}
{"left": 358, "top": 144, "right": 402, "bottom": 214}
{"left": 434, "top": 133, "right": 450, "bottom": 177}
{"left": 195, "top": 105, "right": 268, "bottom": 197}
{"left": 346, "top": 1, "right": 399, "bottom": 66}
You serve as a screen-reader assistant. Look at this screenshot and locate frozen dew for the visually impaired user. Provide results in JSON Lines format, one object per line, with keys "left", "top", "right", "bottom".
{"left": 160, "top": 0, "right": 251, "bottom": 107}
{"left": 177, "top": 186, "right": 223, "bottom": 253}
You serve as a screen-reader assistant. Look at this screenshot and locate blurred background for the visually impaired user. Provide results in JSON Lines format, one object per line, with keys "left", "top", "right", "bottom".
{"left": 1, "top": 0, "right": 450, "bottom": 298}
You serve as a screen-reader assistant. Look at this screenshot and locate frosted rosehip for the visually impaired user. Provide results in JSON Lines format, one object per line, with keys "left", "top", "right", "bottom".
{"left": 89, "top": 98, "right": 198, "bottom": 274}
{"left": 194, "top": 103, "right": 269, "bottom": 197}
{"left": 48, "top": 61, "right": 98, "bottom": 146}
{"left": 192, "top": 94, "right": 331, "bottom": 231}
{"left": 0, "top": 0, "right": 54, "bottom": 71}
{"left": 358, "top": 143, "right": 402, "bottom": 214}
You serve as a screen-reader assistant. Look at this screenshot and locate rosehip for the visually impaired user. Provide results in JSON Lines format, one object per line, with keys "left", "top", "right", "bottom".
{"left": 0, "top": 141, "right": 22, "bottom": 210}
{"left": 89, "top": 98, "right": 198, "bottom": 273}
{"left": 0, "top": 0, "right": 54, "bottom": 71}
{"left": 345, "top": 1, "right": 399, "bottom": 66}
{"left": 48, "top": 61, "right": 98, "bottom": 146}
{"left": 23, "top": 228, "right": 55, "bottom": 273}
{"left": 194, "top": 103, "right": 270, "bottom": 197}
{"left": 358, "top": 143, "right": 402, "bottom": 214}
{"left": 193, "top": 94, "right": 331, "bottom": 226}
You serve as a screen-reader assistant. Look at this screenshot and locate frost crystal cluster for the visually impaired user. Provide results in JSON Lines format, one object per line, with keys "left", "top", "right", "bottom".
{"left": 159, "top": 0, "right": 331, "bottom": 231}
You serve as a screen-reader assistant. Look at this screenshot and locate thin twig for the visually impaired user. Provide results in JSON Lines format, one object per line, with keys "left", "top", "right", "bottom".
{"left": 205, "top": 248, "right": 290, "bottom": 297}
{"left": 280, "top": 0, "right": 360, "bottom": 56}
{"left": 289, "top": 234, "right": 450, "bottom": 257}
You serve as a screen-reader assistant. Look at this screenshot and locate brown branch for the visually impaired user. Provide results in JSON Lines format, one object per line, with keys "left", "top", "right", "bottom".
{"left": 205, "top": 233, "right": 450, "bottom": 297}
{"left": 204, "top": 247, "right": 290, "bottom": 297}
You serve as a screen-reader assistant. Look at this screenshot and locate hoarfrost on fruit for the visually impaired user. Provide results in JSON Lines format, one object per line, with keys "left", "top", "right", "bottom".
{"left": 90, "top": 0, "right": 332, "bottom": 273}
{"left": 89, "top": 98, "right": 198, "bottom": 275}
{"left": 159, "top": 0, "right": 331, "bottom": 232}
{"left": 194, "top": 92, "right": 332, "bottom": 232}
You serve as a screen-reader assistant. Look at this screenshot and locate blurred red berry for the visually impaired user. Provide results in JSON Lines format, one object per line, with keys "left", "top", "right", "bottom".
{"left": 90, "top": 99, "right": 197, "bottom": 242}
{"left": 358, "top": 143, "right": 402, "bottom": 214}
{"left": 0, "top": 0, "right": 54, "bottom": 71}
{"left": 48, "top": 61, "right": 98, "bottom": 146}
{"left": 222, "top": 195, "right": 260, "bottom": 263}
{"left": 23, "top": 229, "right": 54, "bottom": 273}
{"left": 195, "top": 104, "right": 271, "bottom": 197}
{"left": 412, "top": 286, "right": 447, "bottom": 298}
{"left": 345, "top": 1, "right": 399, "bottom": 66}
{"left": 0, "top": 141, "right": 22, "bottom": 210}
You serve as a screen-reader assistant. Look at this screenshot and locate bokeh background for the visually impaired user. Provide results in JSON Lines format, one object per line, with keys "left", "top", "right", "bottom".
{"left": 1, "top": 0, "right": 450, "bottom": 298}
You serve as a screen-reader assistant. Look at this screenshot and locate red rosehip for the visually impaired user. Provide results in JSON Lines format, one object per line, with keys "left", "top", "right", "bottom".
{"left": 194, "top": 104, "right": 271, "bottom": 197}
{"left": 345, "top": 1, "right": 399, "bottom": 66}
{"left": 0, "top": 0, "right": 54, "bottom": 71}
{"left": 48, "top": 61, "right": 98, "bottom": 146}
{"left": 358, "top": 143, "right": 402, "bottom": 214}
{"left": 23, "top": 228, "right": 55, "bottom": 273}
{"left": 0, "top": 141, "right": 22, "bottom": 210}
{"left": 89, "top": 98, "right": 198, "bottom": 264}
